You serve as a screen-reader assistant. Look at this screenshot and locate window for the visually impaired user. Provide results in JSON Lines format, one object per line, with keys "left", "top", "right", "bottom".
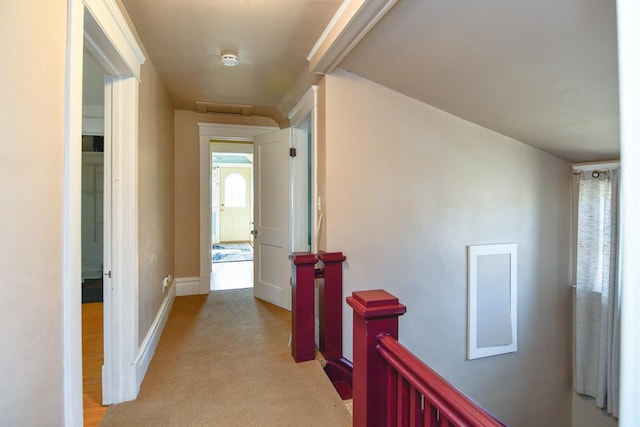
{"left": 224, "top": 173, "right": 246, "bottom": 207}
{"left": 574, "top": 167, "right": 620, "bottom": 417}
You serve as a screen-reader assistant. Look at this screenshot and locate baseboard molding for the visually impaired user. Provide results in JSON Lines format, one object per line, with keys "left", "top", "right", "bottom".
{"left": 134, "top": 282, "right": 176, "bottom": 389}
{"left": 175, "top": 277, "right": 201, "bottom": 296}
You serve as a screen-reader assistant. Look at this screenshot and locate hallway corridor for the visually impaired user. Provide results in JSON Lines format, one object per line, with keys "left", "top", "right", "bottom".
{"left": 101, "top": 289, "right": 351, "bottom": 426}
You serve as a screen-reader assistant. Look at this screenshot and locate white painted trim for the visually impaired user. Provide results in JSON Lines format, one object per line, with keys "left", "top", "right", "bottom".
{"left": 288, "top": 85, "right": 317, "bottom": 124}
{"left": 307, "top": 0, "right": 399, "bottom": 74}
{"left": 63, "top": 2, "right": 86, "bottom": 425}
{"left": 199, "top": 123, "right": 278, "bottom": 295}
{"left": 104, "top": 75, "right": 141, "bottom": 404}
{"left": 83, "top": 0, "right": 145, "bottom": 79}
{"left": 65, "top": 0, "right": 145, "bottom": 421}
{"left": 288, "top": 86, "right": 319, "bottom": 254}
{"left": 467, "top": 243, "right": 518, "bottom": 360}
{"left": 199, "top": 133, "right": 212, "bottom": 295}
{"left": 617, "top": 1, "right": 640, "bottom": 425}
{"left": 101, "top": 75, "right": 114, "bottom": 405}
{"left": 572, "top": 161, "right": 620, "bottom": 171}
{"left": 175, "top": 277, "right": 201, "bottom": 296}
{"left": 134, "top": 281, "right": 176, "bottom": 387}
{"left": 290, "top": 128, "right": 310, "bottom": 252}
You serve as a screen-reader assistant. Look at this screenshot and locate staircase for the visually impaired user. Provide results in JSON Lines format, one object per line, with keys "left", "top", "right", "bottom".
{"left": 290, "top": 253, "right": 508, "bottom": 427}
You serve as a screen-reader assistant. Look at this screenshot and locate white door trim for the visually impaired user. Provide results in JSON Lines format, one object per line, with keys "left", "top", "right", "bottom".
{"left": 288, "top": 86, "right": 318, "bottom": 253}
{"left": 617, "top": 0, "right": 640, "bottom": 424}
{"left": 289, "top": 128, "right": 310, "bottom": 252}
{"left": 64, "top": 0, "right": 145, "bottom": 424}
{"left": 198, "top": 124, "right": 277, "bottom": 295}
{"left": 103, "top": 74, "right": 141, "bottom": 404}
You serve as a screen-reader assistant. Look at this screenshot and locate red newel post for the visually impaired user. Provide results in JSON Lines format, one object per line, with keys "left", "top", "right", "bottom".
{"left": 347, "top": 290, "right": 406, "bottom": 427}
{"left": 289, "top": 252, "right": 318, "bottom": 362}
{"left": 317, "top": 251, "right": 346, "bottom": 361}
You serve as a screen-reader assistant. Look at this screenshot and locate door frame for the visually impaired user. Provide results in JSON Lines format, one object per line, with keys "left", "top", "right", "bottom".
{"left": 198, "top": 88, "right": 319, "bottom": 297}
{"left": 288, "top": 86, "right": 320, "bottom": 342}
{"left": 65, "top": 0, "right": 145, "bottom": 423}
{"left": 288, "top": 86, "right": 318, "bottom": 253}
{"left": 199, "top": 124, "right": 277, "bottom": 294}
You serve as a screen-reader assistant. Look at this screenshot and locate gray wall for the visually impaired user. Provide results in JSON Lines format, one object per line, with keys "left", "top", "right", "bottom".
{"left": 322, "top": 69, "right": 573, "bottom": 426}
{"left": 573, "top": 393, "right": 618, "bottom": 427}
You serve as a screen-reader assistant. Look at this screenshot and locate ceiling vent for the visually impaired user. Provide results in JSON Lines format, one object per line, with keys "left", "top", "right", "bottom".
{"left": 196, "top": 101, "right": 253, "bottom": 116}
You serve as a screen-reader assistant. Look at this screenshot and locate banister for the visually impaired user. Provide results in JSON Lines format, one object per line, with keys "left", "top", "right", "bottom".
{"left": 289, "top": 251, "right": 347, "bottom": 363}
{"left": 377, "top": 333, "right": 507, "bottom": 427}
{"left": 348, "top": 290, "right": 507, "bottom": 427}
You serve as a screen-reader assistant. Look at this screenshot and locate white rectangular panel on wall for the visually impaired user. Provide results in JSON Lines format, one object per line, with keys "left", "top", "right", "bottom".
{"left": 467, "top": 243, "right": 518, "bottom": 360}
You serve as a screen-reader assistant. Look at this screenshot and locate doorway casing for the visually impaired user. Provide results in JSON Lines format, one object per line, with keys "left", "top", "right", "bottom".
{"left": 199, "top": 124, "right": 278, "bottom": 294}
{"left": 65, "top": 0, "right": 145, "bottom": 423}
{"left": 198, "top": 87, "right": 319, "bottom": 299}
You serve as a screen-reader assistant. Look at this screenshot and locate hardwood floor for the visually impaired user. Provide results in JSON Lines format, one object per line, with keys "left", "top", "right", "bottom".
{"left": 210, "top": 260, "right": 253, "bottom": 291}
{"left": 82, "top": 302, "right": 107, "bottom": 426}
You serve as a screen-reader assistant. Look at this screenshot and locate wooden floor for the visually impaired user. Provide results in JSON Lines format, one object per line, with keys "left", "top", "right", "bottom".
{"left": 82, "top": 302, "right": 107, "bottom": 426}
{"left": 211, "top": 260, "right": 253, "bottom": 291}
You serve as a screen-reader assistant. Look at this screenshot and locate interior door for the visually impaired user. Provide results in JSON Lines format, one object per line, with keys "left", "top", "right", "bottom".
{"left": 211, "top": 165, "right": 221, "bottom": 244}
{"left": 220, "top": 166, "right": 252, "bottom": 242}
{"left": 253, "top": 128, "right": 292, "bottom": 310}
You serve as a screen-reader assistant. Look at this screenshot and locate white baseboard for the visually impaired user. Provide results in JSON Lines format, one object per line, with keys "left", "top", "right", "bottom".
{"left": 175, "top": 277, "right": 201, "bottom": 296}
{"left": 134, "top": 281, "right": 176, "bottom": 389}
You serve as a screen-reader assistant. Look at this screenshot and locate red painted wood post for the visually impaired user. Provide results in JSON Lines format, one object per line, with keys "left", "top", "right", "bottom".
{"left": 347, "top": 290, "right": 406, "bottom": 427}
{"left": 289, "top": 252, "right": 318, "bottom": 362}
{"left": 317, "top": 251, "right": 346, "bottom": 361}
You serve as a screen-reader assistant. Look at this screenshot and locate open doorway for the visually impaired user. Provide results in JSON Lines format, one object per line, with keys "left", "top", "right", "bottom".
{"left": 66, "top": 1, "right": 145, "bottom": 422}
{"left": 211, "top": 150, "right": 254, "bottom": 291}
{"left": 81, "top": 53, "right": 108, "bottom": 425}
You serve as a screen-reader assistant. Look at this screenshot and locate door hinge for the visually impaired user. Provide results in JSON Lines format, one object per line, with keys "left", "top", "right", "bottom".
{"left": 289, "top": 147, "right": 297, "bottom": 158}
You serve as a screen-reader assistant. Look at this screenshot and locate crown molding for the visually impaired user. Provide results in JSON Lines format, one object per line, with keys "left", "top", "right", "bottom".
{"left": 307, "top": 0, "right": 398, "bottom": 75}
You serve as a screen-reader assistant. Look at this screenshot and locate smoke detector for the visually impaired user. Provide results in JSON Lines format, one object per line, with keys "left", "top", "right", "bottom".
{"left": 221, "top": 52, "right": 239, "bottom": 67}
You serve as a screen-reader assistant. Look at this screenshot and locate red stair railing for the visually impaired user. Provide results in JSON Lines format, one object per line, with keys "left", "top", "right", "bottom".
{"left": 289, "top": 251, "right": 346, "bottom": 363}
{"left": 347, "top": 290, "right": 507, "bottom": 427}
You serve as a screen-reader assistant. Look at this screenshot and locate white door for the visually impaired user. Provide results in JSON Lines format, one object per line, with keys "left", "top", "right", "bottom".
{"left": 211, "top": 165, "right": 221, "bottom": 244}
{"left": 253, "top": 128, "right": 292, "bottom": 310}
{"left": 220, "top": 167, "right": 252, "bottom": 242}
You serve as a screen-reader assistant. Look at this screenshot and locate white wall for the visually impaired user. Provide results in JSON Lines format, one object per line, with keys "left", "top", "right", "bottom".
{"left": 322, "top": 69, "right": 573, "bottom": 426}
{"left": 0, "top": 1, "right": 67, "bottom": 424}
{"left": 617, "top": 2, "right": 640, "bottom": 426}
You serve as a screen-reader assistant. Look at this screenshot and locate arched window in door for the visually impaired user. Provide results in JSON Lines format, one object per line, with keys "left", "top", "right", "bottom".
{"left": 224, "top": 173, "right": 246, "bottom": 207}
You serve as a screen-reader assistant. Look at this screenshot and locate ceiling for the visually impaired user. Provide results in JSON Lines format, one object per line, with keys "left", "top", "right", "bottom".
{"left": 120, "top": 0, "right": 620, "bottom": 162}
{"left": 120, "top": 0, "right": 343, "bottom": 125}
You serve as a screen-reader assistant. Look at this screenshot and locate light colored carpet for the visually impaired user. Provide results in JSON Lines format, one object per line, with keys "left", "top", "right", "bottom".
{"left": 101, "top": 289, "right": 351, "bottom": 426}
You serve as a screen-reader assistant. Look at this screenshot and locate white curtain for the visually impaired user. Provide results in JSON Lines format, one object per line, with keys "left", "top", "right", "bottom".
{"left": 575, "top": 168, "right": 620, "bottom": 417}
